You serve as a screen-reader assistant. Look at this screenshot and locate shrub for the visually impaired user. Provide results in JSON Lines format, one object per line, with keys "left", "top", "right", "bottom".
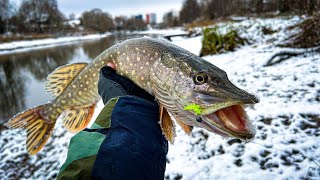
{"left": 200, "top": 26, "right": 247, "bottom": 56}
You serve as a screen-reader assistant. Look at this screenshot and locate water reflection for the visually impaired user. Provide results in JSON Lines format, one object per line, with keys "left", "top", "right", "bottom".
{"left": 0, "top": 45, "right": 78, "bottom": 122}
{"left": 82, "top": 37, "right": 115, "bottom": 59}
{"left": 0, "top": 34, "right": 159, "bottom": 124}
{"left": 0, "top": 61, "right": 26, "bottom": 121}
{"left": 22, "top": 45, "right": 78, "bottom": 81}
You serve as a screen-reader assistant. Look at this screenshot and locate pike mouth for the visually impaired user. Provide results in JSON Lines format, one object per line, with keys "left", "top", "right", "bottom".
{"left": 202, "top": 104, "right": 255, "bottom": 140}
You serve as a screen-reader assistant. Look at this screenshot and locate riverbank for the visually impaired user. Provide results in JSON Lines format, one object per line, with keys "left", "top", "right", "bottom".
{"left": 0, "top": 28, "right": 186, "bottom": 55}
{"left": 0, "top": 33, "right": 111, "bottom": 55}
{"left": 0, "top": 16, "right": 319, "bottom": 179}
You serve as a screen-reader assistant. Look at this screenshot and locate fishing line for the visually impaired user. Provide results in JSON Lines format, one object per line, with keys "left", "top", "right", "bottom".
{"left": 249, "top": 140, "right": 320, "bottom": 168}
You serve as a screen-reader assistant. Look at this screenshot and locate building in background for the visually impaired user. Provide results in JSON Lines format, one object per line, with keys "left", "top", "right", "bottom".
{"left": 145, "top": 13, "right": 156, "bottom": 25}
{"left": 135, "top": 14, "right": 143, "bottom": 20}
{"left": 150, "top": 13, "right": 156, "bottom": 24}
{"left": 146, "top": 14, "right": 150, "bottom": 24}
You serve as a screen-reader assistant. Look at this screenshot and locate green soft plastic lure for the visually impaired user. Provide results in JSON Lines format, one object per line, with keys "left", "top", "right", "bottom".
{"left": 183, "top": 103, "right": 203, "bottom": 115}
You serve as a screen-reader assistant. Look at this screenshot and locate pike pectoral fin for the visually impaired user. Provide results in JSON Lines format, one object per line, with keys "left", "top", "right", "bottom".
{"left": 152, "top": 85, "right": 176, "bottom": 143}
{"left": 61, "top": 104, "right": 96, "bottom": 133}
{"left": 45, "top": 63, "right": 88, "bottom": 97}
{"left": 159, "top": 105, "right": 175, "bottom": 143}
{"left": 175, "top": 118, "right": 193, "bottom": 135}
{"left": 6, "top": 104, "right": 55, "bottom": 155}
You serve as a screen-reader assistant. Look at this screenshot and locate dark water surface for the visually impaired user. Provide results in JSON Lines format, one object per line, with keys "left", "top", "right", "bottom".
{"left": 0, "top": 34, "right": 160, "bottom": 125}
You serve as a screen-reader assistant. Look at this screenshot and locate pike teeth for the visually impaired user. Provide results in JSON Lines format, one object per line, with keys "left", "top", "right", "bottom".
{"left": 215, "top": 105, "right": 246, "bottom": 133}
{"left": 218, "top": 111, "right": 240, "bottom": 132}
{"left": 243, "top": 104, "right": 256, "bottom": 110}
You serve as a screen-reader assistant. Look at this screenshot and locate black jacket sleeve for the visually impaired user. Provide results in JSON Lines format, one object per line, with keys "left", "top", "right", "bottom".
{"left": 91, "top": 96, "right": 168, "bottom": 180}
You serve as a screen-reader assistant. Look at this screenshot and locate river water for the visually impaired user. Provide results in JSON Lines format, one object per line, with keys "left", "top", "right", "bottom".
{"left": 0, "top": 34, "right": 160, "bottom": 125}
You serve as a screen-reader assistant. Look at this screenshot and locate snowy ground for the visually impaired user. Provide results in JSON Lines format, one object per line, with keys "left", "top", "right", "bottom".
{"left": 135, "top": 27, "right": 186, "bottom": 35}
{"left": 0, "top": 16, "right": 319, "bottom": 179}
{"left": 167, "top": 16, "right": 320, "bottom": 180}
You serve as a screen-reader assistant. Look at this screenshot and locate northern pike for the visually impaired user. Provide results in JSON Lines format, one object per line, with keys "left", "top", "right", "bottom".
{"left": 7, "top": 37, "right": 259, "bottom": 155}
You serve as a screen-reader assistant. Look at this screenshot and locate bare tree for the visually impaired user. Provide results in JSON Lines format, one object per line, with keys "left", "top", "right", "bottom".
{"left": 81, "top": 9, "right": 114, "bottom": 32}
{"left": 0, "top": 0, "right": 15, "bottom": 33}
{"left": 180, "top": 0, "right": 201, "bottom": 24}
{"left": 255, "top": 0, "right": 264, "bottom": 14}
{"left": 17, "top": 0, "right": 64, "bottom": 33}
{"left": 123, "top": 18, "right": 147, "bottom": 31}
{"left": 278, "top": 0, "right": 320, "bottom": 14}
{"left": 114, "top": 16, "right": 126, "bottom": 31}
{"left": 200, "top": 0, "right": 320, "bottom": 19}
{"left": 163, "top": 11, "right": 180, "bottom": 27}
{"left": 201, "top": 0, "right": 232, "bottom": 19}
{"left": 69, "top": 13, "right": 76, "bottom": 20}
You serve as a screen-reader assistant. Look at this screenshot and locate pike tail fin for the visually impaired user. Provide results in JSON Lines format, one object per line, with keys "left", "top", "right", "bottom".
{"left": 6, "top": 104, "right": 55, "bottom": 155}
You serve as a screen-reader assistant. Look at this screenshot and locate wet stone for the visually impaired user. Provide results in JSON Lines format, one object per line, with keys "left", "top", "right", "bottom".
{"left": 217, "top": 145, "right": 225, "bottom": 154}
{"left": 234, "top": 159, "right": 243, "bottom": 167}
{"left": 227, "top": 139, "right": 241, "bottom": 145}
{"left": 259, "top": 150, "right": 271, "bottom": 158}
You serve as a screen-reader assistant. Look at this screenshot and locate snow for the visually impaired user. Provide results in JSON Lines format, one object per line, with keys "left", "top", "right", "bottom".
{"left": 1, "top": 16, "right": 319, "bottom": 179}
{"left": 0, "top": 33, "right": 111, "bottom": 55}
{"left": 67, "top": 19, "right": 81, "bottom": 28}
{"left": 136, "top": 27, "right": 186, "bottom": 35}
{"left": 166, "top": 16, "right": 320, "bottom": 179}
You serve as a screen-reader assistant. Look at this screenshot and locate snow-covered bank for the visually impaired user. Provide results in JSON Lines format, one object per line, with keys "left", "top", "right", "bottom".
{"left": 0, "top": 28, "right": 186, "bottom": 55}
{"left": 166, "top": 43, "right": 320, "bottom": 180}
{"left": 0, "top": 16, "right": 319, "bottom": 179}
{"left": 135, "top": 27, "right": 186, "bottom": 35}
{"left": 166, "top": 16, "right": 320, "bottom": 179}
{"left": 0, "top": 33, "right": 111, "bottom": 55}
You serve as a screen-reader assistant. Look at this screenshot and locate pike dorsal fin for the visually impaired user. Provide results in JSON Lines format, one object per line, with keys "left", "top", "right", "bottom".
{"left": 160, "top": 105, "right": 176, "bottom": 143}
{"left": 45, "top": 63, "right": 88, "bottom": 97}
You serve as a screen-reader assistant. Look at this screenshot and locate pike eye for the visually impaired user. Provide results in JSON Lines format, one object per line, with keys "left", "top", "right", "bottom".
{"left": 196, "top": 76, "right": 204, "bottom": 82}
{"left": 194, "top": 73, "right": 208, "bottom": 85}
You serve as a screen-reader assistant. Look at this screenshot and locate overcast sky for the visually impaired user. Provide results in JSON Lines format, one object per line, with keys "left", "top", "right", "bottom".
{"left": 59, "top": 0, "right": 185, "bottom": 22}
{"left": 15, "top": 0, "right": 185, "bottom": 23}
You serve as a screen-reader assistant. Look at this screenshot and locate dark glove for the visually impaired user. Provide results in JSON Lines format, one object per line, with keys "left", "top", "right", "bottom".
{"left": 98, "top": 66, "right": 155, "bottom": 104}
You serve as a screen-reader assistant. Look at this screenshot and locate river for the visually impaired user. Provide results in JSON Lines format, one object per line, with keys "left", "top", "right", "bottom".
{"left": 0, "top": 33, "right": 160, "bottom": 125}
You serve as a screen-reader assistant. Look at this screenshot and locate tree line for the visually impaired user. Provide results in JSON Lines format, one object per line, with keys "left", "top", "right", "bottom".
{"left": 0, "top": 0, "right": 65, "bottom": 34}
{"left": 1, "top": 0, "right": 320, "bottom": 34}
{"left": 0, "top": 0, "right": 147, "bottom": 35}
{"left": 163, "top": 0, "right": 320, "bottom": 27}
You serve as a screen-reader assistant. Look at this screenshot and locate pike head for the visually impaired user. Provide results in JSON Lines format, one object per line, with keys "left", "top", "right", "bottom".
{"left": 150, "top": 52, "right": 259, "bottom": 140}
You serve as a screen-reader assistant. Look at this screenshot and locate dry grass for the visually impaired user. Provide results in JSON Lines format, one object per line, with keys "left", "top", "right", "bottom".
{"left": 184, "top": 17, "right": 232, "bottom": 29}
{"left": 185, "top": 19, "right": 215, "bottom": 29}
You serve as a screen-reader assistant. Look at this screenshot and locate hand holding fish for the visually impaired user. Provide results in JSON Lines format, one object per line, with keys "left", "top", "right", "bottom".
{"left": 98, "top": 64, "right": 155, "bottom": 104}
